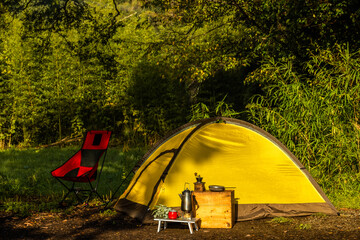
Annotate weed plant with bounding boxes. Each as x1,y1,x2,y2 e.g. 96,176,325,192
298,223,312,230
152,204,173,218
269,217,293,224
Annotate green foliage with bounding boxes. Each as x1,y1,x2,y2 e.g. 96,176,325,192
127,61,189,140
189,96,240,121
325,173,360,209
246,44,360,190
145,0,360,61
0,0,195,147
152,204,173,218
189,102,210,121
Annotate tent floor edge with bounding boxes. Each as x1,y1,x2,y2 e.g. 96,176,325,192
236,203,339,221
114,198,149,221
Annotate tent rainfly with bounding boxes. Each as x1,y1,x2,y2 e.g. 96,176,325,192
114,117,338,221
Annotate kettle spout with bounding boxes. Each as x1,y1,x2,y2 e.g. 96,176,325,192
179,194,182,199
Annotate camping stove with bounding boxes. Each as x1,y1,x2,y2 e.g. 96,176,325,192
183,212,192,220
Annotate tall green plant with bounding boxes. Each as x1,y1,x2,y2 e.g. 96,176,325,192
246,45,360,187
189,96,239,121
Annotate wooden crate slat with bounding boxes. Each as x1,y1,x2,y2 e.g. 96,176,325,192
192,190,235,228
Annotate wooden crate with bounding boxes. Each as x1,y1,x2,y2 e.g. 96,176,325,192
192,190,235,228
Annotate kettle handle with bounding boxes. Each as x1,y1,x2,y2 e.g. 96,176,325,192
193,195,199,210
184,182,191,190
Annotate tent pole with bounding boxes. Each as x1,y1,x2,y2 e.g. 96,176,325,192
104,162,138,208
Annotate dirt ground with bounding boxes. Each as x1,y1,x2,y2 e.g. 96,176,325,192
1,206,359,240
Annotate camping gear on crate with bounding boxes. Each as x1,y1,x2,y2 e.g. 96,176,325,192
114,117,338,221
179,183,193,219
193,173,205,191
51,131,111,204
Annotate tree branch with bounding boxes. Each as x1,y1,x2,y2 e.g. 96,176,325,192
113,0,121,17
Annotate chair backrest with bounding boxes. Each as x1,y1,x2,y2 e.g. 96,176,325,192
51,130,112,182
82,131,112,150
79,131,112,169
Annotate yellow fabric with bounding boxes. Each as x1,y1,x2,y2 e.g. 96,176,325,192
119,126,196,206
121,122,325,208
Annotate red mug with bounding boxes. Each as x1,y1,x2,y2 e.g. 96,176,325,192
168,210,178,219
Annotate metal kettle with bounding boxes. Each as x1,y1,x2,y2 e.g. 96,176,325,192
179,182,192,212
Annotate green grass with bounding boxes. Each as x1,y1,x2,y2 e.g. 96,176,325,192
269,217,293,224
298,223,312,230
313,172,360,210
0,147,145,216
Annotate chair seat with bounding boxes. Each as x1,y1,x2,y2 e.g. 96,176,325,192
51,165,98,182
52,173,96,183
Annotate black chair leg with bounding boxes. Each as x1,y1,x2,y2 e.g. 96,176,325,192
56,180,84,205
59,190,71,205
56,179,73,205
87,178,105,203
55,177,105,205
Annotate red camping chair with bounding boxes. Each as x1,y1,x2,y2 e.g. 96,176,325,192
51,131,111,205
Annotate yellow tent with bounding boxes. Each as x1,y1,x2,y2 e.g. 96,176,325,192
114,117,338,221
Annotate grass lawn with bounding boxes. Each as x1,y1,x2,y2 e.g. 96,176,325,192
0,147,145,216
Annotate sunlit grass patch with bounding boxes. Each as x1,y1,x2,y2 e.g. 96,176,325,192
100,209,118,217
268,217,294,224
298,223,312,230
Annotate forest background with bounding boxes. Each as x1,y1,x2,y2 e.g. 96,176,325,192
1,0,360,207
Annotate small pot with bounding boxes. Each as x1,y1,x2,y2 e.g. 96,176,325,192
209,185,225,192
168,210,178,219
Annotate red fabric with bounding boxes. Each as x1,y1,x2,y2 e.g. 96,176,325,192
51,131,111,182
83,131,111,150
51,151,82,177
